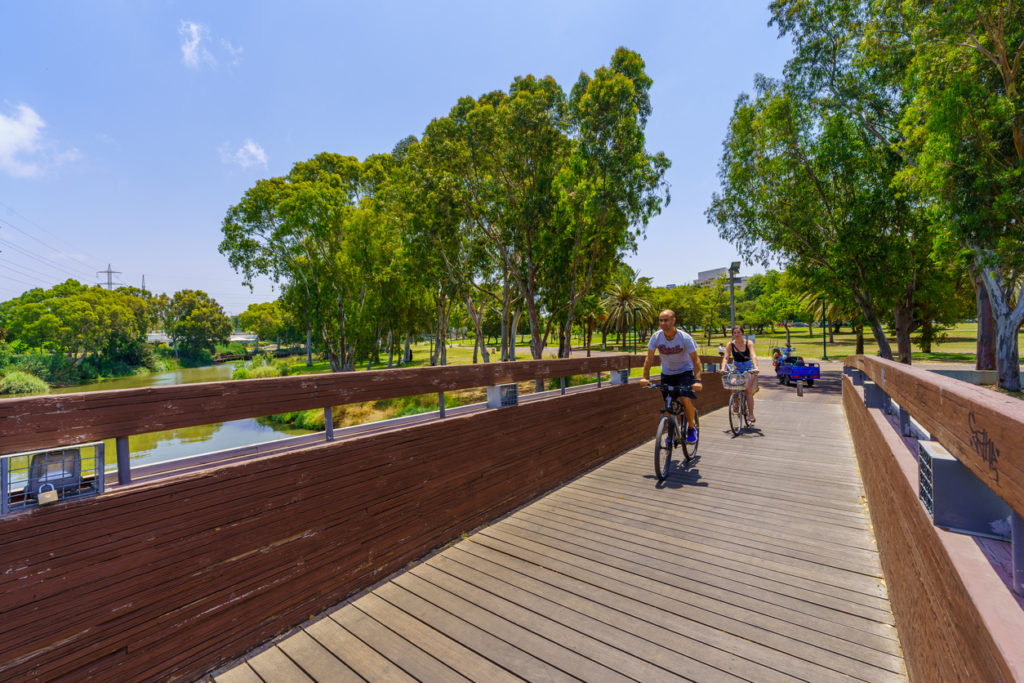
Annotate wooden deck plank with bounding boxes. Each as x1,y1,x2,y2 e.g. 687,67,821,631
488,510,901,648
373,581,565,682
392,570,631,682
426,553,737,682
354,592,520,683
275,631,361,682
304,617,416,682
409,563,641,682
246,647,312,682
464,530,904,678
331,597,469,682
219,376,907,681
213,661,264,683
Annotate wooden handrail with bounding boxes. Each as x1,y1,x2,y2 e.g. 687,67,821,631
846,354,1024,519
0,354,721,455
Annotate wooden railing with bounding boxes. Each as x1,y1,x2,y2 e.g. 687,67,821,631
846,355,1023,520
842,355,1024,682
0,355,729,681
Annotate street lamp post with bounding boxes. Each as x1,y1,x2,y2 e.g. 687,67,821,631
820,296,829,360
633,306,643,354
728,261,740,329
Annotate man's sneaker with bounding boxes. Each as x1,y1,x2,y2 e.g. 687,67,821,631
686,427,698,444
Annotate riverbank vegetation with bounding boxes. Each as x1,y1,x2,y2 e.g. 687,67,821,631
0,280,233,392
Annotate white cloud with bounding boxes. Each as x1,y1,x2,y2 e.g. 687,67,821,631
179,21,216,69
179,21,242,71
221,39,243,67
0,104,80,178
220,139,267,169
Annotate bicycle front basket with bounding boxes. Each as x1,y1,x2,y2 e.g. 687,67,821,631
722,372,747,388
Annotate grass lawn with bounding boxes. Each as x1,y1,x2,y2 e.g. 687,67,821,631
689,322,1024,364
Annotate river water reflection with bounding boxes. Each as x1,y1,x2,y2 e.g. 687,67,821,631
46,365,314,470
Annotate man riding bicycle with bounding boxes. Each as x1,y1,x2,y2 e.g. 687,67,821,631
641,309,702,443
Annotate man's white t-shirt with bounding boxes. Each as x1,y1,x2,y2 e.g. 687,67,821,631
648,328,698,375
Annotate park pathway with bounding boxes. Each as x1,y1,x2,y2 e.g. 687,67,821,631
215,372,907,682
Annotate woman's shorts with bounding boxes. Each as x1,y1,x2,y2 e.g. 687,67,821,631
734,360,754,373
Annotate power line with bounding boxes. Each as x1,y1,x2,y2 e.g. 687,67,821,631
0,272,45,289
0,236,94,281
0,257,65,285
0,200,106,269
0,216,99,276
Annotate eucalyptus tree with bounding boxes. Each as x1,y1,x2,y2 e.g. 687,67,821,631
545,48,671,356
221,153,409,371
897,0,1024,388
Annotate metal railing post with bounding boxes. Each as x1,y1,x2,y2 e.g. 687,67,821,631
439,392,446,418
560,377,566,395
1013,511,1024,596
324,407,334,441
863,381,887,410
1,458,8,515
95,442,106,494
116,437,131,485
597,372,602,388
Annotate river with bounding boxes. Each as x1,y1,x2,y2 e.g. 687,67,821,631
45,365,314,472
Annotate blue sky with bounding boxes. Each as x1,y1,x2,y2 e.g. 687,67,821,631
0,1,793,315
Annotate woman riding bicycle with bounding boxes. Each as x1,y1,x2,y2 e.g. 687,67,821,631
721,325,759,423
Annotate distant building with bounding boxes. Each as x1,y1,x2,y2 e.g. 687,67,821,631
664,283,677,289
694,267,749,290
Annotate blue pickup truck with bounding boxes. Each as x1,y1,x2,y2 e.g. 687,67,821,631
771,346,820,387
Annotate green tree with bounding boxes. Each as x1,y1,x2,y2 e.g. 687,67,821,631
165,290,232,360
899,0,1024,388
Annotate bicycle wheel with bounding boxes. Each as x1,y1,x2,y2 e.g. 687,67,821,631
728,392,743,435
682,409,700,461
654,416,675,481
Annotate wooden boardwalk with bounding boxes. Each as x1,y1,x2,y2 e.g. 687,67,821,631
215,373,906,682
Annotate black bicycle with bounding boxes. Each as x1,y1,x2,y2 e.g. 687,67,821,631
647,382,700,482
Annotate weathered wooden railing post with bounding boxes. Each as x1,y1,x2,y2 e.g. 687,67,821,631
116,437,131,485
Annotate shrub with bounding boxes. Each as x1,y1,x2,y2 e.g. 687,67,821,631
0,370,49,395
232,364,283,380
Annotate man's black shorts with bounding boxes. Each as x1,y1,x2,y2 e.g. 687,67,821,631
661,370,696,388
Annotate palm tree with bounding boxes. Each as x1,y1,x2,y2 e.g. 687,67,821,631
601,265,656,351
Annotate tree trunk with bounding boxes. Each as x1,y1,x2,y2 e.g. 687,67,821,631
855,326,865,355
918,320,933,354
892,303,914,365
404,332,412,364
784,323,791,348
994,316,1022,391
587,318,593,358
977,257,1023,390
976,275,996,371
386,328,394,368
511,309,522,361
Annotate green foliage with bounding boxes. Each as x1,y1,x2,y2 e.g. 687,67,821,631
165,289,232,360
231,363,284,380
0,370,49,395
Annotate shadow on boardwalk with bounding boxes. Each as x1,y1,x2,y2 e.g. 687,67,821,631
216,370,907,682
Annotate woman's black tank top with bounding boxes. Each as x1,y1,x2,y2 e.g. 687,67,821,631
730,341,751,363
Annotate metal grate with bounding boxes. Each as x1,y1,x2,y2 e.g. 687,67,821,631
1,443,105,515
918,441,934,516
500,383,518,407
